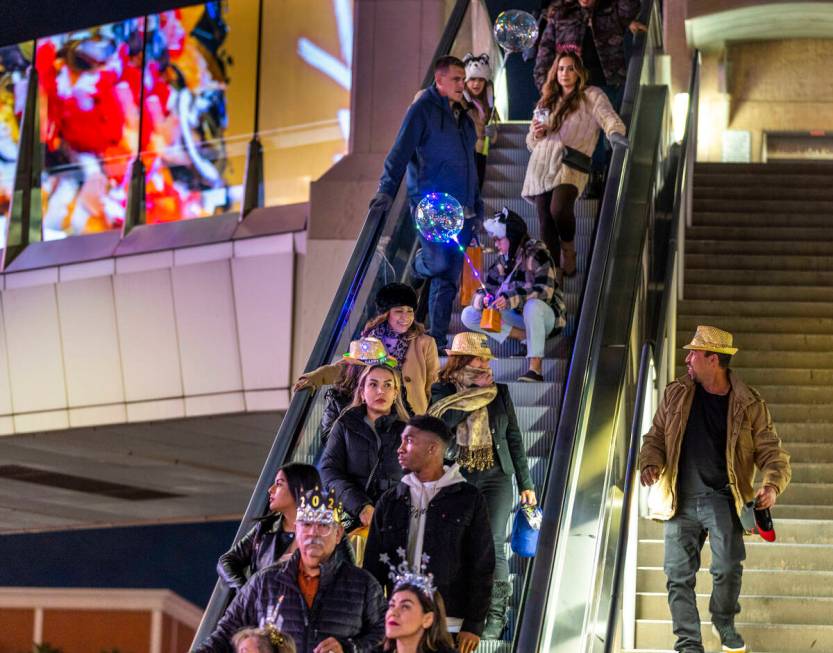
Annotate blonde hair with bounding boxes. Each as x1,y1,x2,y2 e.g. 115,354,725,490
350,364,410,421
231,628,296,653
538,52,588,132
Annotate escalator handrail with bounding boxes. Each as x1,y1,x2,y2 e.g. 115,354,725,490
513,5,661,650
654,50,701,377
602,50,700,653
191,0,471,646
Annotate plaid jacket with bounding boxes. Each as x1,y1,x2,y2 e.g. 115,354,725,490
534,0,641,90
473,239,565,314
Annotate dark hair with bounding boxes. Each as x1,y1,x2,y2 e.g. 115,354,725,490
333,363,365,395
279,463,321,505
383,583,455,652
434,55,465,74
706,351,732,369
438,354,476,383
407,414,453,444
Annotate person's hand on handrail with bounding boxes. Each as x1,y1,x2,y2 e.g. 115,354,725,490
369,192,394,214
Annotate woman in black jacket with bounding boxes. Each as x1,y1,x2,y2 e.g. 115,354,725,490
429,332,537,639
217,463,320,589
320,363,409,530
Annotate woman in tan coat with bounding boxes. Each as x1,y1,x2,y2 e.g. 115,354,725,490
522,51,627,276
295,283,439,416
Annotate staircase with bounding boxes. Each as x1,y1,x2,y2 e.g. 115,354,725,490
632,162,833,652
446,122,598,649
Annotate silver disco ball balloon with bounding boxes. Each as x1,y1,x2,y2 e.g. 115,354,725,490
493,10,539,54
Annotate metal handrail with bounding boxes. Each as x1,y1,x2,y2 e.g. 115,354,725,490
513,5,658,647
190,0,472,647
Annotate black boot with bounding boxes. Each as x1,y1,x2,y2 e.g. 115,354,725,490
482,580,512,639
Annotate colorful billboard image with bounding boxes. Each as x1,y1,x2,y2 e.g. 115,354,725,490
0,44,32,249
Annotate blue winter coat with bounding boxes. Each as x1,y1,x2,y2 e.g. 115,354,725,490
378,84,482,217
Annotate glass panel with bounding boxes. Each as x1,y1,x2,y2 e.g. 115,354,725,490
140,1,257,223
0,43,33,249
36,19,144,239
260,0,353,206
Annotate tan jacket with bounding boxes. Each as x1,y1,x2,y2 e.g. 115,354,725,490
300,334,439,415
638,372,791,521
522,86,625,199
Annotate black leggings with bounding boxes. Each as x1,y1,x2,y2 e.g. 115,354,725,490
534,184,578,257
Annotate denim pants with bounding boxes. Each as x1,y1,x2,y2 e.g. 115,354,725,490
590,83,625,172
663,489,746,652
413,216,476,349
460,298,555,358
462,464,514,582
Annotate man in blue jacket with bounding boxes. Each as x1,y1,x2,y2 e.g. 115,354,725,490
372,55,483,350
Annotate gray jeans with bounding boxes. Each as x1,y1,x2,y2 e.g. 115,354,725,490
663,489,746,652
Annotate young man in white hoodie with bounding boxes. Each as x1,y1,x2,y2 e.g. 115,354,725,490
364,415,495,653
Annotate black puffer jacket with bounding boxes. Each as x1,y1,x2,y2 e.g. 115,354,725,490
195,548,386,653
320,387,351,447
363,478,495,636
431,382,534,492
216,514,356,589
319,405,407,518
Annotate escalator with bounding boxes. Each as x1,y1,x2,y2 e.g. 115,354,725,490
191,0,686,650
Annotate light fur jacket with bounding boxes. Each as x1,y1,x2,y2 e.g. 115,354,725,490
522,86,625,200
638,372,791,522
300,333,439,416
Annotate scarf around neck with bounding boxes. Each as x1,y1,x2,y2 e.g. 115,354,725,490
428,366,498,471
369,321,411,368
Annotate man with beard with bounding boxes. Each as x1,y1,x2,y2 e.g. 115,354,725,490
639,326,791,653
363,415,494,653
195,488,386,653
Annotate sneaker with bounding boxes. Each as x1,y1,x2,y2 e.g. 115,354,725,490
711,623,746,652
518,370,544,383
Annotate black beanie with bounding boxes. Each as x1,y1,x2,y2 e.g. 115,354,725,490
375,283,418,314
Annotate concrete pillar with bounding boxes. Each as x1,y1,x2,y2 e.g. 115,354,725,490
292,0,447,379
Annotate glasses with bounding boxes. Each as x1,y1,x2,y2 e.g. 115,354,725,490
299,521,335,536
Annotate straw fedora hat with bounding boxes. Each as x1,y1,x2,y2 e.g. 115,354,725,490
445,332,493,358
682,325,738,355
342,337,398,367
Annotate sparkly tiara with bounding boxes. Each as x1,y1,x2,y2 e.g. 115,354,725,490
380,548,437,599
296,486,343,525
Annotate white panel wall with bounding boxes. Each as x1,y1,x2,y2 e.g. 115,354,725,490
56,276,125,407
0,232,297,434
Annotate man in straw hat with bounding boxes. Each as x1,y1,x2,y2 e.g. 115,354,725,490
196,487,386,653
639,326,791,653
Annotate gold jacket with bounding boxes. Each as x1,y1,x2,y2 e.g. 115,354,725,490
638,372,791,521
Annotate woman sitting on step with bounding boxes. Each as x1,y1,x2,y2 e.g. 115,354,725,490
461,208,566,383
429,331,537,639
523,50,626,276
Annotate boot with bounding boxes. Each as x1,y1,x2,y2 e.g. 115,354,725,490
560,241,577,278
481,580,512,640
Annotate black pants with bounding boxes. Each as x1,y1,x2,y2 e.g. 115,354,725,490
533,184,578,259
462,464,514,582
664,490,746,652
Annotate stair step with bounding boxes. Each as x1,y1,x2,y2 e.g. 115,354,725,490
683,283,833,302
679,299,833,319
670,366,833,387
773,504,833,519
637,539,833,570
694,198,833,213
685,268,833,286
778,442,833,463
686,252,833,271
640,518,833,545
447,332,571,359
693,211,833,228
780,423,833,441
686,225,833,242
695,161,833,175
635,619,833,652
437,357,568,382
637,591,833,625
694,171,833,188
637,566,833,597
694,186,833,201
773,482,833,505
678,314,833,335
686,238,833,256
674,331,833,352
675,349,833,369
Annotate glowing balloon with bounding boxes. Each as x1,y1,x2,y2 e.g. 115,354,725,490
414,192,464,243
493,10,539,54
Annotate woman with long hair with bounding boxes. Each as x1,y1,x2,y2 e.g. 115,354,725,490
320,363,409,530
522,50,626,276
217,463,321,589
382,582,457,653
429,332,536,639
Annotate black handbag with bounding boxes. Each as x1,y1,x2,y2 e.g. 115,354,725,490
561,146,592,174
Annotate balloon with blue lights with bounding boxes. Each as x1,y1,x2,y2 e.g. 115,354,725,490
493,10,539,54
414,192,464,243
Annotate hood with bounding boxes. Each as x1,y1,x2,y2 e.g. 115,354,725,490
402,463,466,490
